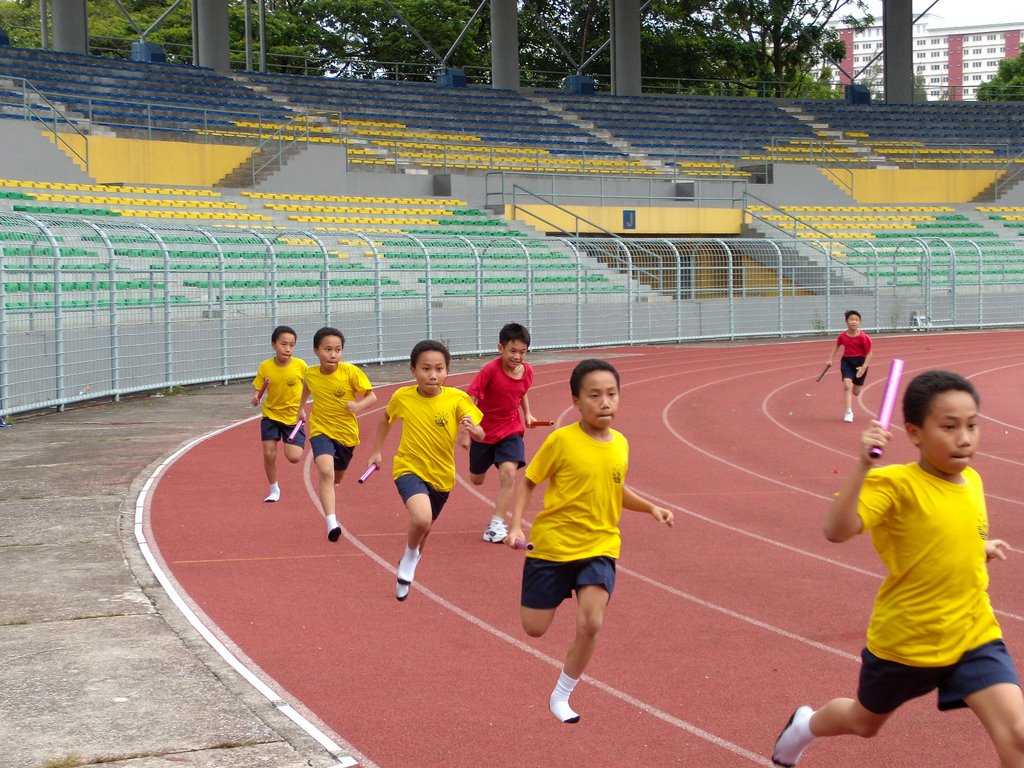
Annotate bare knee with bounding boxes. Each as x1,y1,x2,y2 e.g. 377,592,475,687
849,717,884,739
577,610,604,640
996,719,1024,760
524,624,546,639
469,473,486,486
497,466,517,489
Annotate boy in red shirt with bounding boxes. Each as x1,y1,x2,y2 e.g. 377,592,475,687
826,310,873,423
463,323,537,543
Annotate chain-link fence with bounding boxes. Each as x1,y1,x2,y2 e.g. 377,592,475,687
2,213,1022,417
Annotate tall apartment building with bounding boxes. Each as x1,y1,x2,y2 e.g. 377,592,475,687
832,15,1023,101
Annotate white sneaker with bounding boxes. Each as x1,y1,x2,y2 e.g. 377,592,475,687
264,486,281,503
772,706,815,767
483,518,508,543
843,410,854,423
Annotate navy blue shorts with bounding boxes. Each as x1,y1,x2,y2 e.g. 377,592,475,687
840,356,868,386
260,416,306,447
395,473,450,521
521,556,616,610
309,435,354,470
858,639,1021,714
469,434,526,475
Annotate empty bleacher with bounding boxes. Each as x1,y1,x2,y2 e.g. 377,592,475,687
747,202,1024,286
0,45,290,134
790,101,1024,167
541,92,823,172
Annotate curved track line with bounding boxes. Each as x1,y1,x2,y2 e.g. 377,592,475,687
303,438,774,764
135,421,368,768
760,358,1024,473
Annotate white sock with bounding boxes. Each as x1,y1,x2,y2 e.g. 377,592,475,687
264,483,280,502
397,545,421,584
772,706,816,767
491,514,505,525
326,514,338,531
549,670,580,723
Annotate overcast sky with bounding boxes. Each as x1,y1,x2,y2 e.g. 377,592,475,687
862,0,1021,28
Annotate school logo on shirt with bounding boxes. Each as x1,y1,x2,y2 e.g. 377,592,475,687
434,411,449,428
334,388,347,400
286,377,300,387
612,465,624,484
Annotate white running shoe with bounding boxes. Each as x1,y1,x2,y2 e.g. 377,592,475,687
483,518,508,543
843,410,854,423
772,706,815,767
264,486,281,503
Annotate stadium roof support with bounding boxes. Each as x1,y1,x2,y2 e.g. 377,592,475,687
610,0,642,96
194,0,230,74
52,0,87,55
883,0,914,103
491,0,521,90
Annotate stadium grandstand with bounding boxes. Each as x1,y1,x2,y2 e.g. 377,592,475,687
2,13,1024,421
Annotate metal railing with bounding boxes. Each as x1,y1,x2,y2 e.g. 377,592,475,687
2,213,1023,419
3,77,90,172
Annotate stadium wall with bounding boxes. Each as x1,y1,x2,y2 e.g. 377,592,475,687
52,135,253,187
837,169,1002,204
0,123,92,183
507,204,743,235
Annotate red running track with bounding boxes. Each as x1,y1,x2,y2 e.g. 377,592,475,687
143,331,1024,768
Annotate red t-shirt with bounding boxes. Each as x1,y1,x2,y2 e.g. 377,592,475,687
466,357,533,443
836,330,872,358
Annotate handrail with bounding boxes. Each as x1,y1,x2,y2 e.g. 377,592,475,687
742,189,871,277
508,185,665,284
248,109,342,184
484,170,747,210
6,77,89,172
994,148,1024,199
767,135,855,197
510,184,617,238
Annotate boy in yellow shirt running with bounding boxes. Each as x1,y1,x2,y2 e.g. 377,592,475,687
297,327,376,542
506,359,674,723
368,340,484,601
251,325,307,502
772,370,1024,767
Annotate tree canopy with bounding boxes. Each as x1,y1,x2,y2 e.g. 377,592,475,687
977,55,1024,102
0,0,872,95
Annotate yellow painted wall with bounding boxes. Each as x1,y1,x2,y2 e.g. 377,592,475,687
507,204,743,235
827,168,1002,204
49,133,253,187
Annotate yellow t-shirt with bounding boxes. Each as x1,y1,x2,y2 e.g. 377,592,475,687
304,363,373,446
524,423,628,562
385,385,482,492
253,357,307,425
859,463,1001,667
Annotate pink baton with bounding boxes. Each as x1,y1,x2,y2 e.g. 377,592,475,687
513,539,535,551
256,379,269,401
288,418,304,441
869,359,904,459
358,462,379,484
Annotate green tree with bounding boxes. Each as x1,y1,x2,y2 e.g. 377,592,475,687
0,0,42,48
699,0,872,97
1,0,875,92
977,56,1024,102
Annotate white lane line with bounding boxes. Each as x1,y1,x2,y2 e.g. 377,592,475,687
304,459,774,766
135,417,368,768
